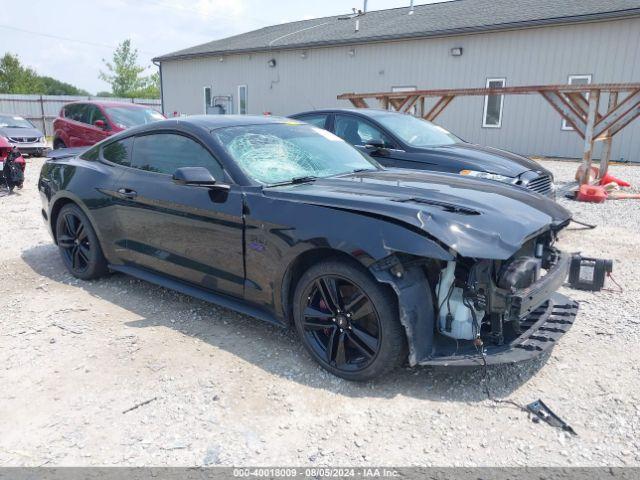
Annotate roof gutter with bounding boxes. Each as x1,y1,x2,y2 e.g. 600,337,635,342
152,8,640,62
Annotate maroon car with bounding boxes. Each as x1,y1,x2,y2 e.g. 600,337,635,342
52,101,164,149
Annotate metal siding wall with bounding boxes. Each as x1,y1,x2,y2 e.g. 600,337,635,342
161,17,640,162
0,95,161,136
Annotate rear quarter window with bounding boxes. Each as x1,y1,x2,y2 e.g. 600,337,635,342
101,137,133,167
80,145,100,161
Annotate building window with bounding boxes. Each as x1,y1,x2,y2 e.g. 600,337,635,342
391,86,418,114
238,85,248,115
562,74,592,130
203,86,212,114
482,78,505,128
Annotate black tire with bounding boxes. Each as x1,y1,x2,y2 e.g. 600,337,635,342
293,259,407,381
55,203,108,280
53,138,66,150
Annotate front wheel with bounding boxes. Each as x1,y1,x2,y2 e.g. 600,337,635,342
55,204,108,280
293,260,406,381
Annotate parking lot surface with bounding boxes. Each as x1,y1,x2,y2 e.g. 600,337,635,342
1,157,639,466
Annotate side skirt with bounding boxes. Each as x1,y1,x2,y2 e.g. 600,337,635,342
109,264,285,328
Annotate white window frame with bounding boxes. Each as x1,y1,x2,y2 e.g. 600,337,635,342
237,85,248,115
391,86,418,114
203,86,212,114
562,74,592,130
482,77,506,128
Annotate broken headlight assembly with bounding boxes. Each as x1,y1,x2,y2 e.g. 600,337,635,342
435,236,568,347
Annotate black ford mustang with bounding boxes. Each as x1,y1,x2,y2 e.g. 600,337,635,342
291,109,555,197
39,115,578,380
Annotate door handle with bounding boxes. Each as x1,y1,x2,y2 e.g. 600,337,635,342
117,188,138,199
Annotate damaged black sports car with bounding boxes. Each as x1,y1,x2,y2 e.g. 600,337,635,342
39,115,579,380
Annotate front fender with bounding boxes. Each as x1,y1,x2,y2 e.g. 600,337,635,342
243,192,453,319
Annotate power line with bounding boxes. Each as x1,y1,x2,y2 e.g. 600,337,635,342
0,24,156,56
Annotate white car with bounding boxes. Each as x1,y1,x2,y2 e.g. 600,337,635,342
0,113,47,156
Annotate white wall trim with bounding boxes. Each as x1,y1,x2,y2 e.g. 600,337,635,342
562,74,593,130
482,77,506,128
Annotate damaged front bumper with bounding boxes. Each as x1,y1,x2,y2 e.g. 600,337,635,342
419,293,578,367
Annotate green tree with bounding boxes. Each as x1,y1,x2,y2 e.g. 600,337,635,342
0,52,89,95
39,76,90,96
0,53,43,93
99,39,158,98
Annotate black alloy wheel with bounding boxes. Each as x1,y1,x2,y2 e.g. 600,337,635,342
303,275,381,371
294,260,406,381
55,204,108,280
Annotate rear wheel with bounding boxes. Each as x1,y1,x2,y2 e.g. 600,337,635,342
55,204,108,280
293,260,406,381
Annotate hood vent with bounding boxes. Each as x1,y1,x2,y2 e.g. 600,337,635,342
392,197,480,215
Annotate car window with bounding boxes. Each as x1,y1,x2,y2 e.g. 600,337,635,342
87,105,108,127
102,137,133,166
64,104,85,123
369,112,460,147
0,114,34,128
296,114,329,129
80,144,100,161
334,115,395,148
104,107,164,129
131,133,224,179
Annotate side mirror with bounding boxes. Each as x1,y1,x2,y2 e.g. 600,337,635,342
94,120,107,130
365,138,385,150
172,167,229,189
364,138,389,155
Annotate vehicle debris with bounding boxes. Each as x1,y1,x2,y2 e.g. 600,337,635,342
527,399,577,436
122,396,158,414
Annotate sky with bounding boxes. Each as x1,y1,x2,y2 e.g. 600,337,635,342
1,0,442,94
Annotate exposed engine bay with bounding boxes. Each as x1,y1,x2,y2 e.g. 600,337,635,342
435,231,563,347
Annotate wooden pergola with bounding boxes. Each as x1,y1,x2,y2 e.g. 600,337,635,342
338,83,640,184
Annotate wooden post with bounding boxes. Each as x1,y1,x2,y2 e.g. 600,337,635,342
599,92,618,179
580,89,600,185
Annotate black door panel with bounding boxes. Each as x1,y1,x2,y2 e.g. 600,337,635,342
113,169,245,297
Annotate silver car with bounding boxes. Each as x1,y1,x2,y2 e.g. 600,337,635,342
0,113,47,156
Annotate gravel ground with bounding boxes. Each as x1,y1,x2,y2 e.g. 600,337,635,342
0,157,639,467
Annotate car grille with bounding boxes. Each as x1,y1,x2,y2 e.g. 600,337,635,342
9,136,38,143
527,173,553,196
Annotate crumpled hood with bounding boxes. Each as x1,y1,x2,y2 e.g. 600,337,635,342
265,169,571,260
424,143,549,177
0,127,43,140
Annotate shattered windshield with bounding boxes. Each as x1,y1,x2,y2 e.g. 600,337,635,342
212,123,379,185
371,112,460,147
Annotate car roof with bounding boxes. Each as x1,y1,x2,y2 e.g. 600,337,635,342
291,108,398,118
64,100,152,108
162,114,295,129
113,114,300,136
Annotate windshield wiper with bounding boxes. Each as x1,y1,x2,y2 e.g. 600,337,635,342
265,175,318,187
352,168,376,173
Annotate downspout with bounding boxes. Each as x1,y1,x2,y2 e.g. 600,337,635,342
152,59,164,115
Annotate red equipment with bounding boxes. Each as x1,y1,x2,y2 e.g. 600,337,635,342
576,184,608,203
0,136,25,171
599,172,631,187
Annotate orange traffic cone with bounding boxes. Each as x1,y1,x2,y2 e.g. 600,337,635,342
599,173,631,187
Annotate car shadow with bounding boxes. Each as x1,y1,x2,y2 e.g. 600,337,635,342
21,243,549,403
